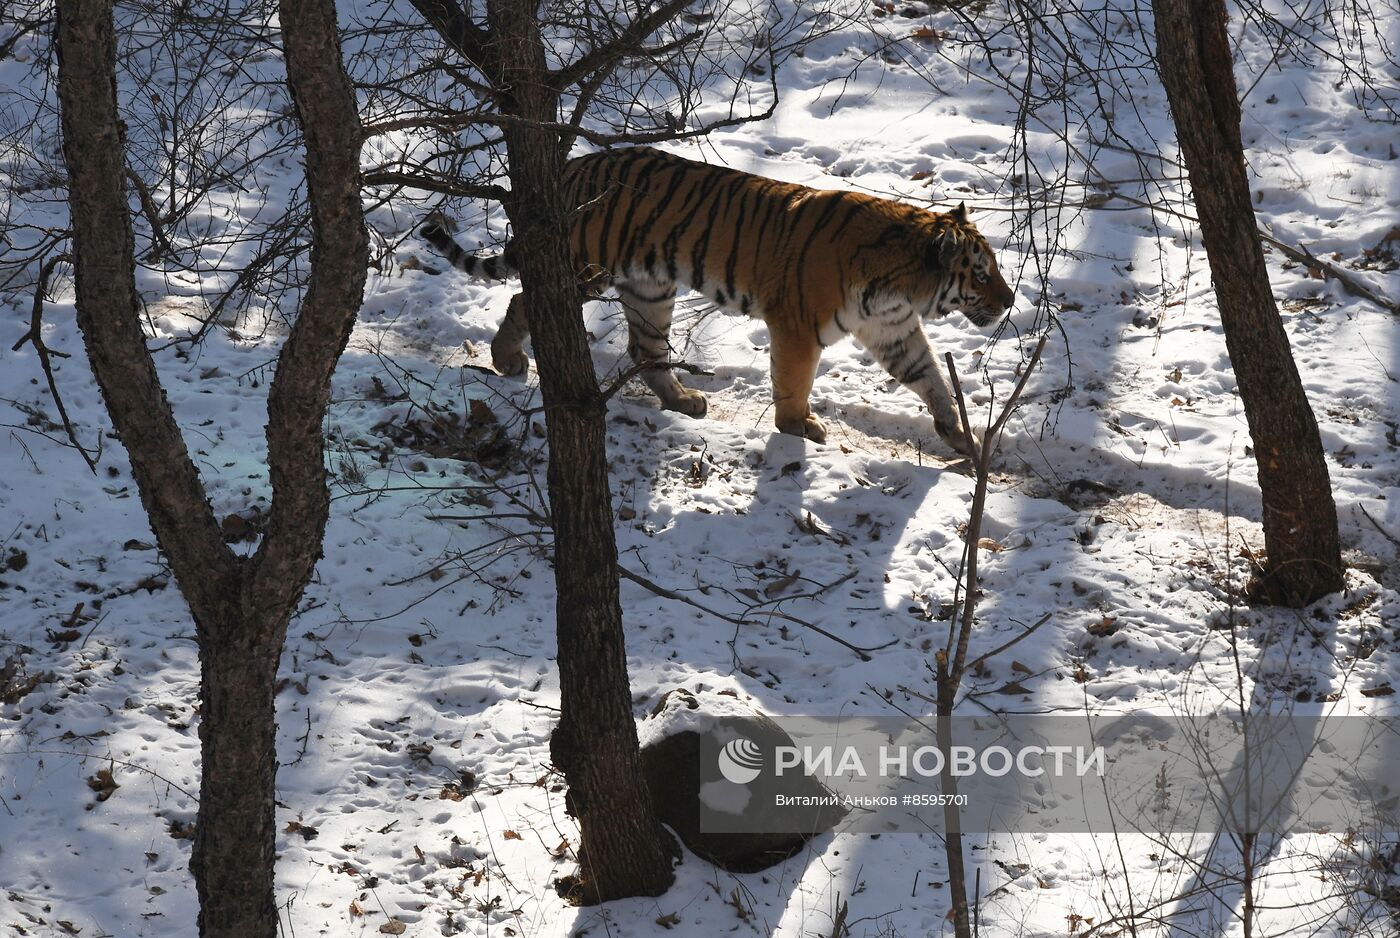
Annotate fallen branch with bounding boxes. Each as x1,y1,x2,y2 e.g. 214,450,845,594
1094,186,1400,316
618,565,893,661
1255,229,1400,316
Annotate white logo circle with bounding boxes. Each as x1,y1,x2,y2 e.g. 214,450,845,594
717,737,763,784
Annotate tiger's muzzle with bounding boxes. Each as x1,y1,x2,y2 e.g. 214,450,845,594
967,284,1015,326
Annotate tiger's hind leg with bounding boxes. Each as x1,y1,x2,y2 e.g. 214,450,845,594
769,325,827,443
616,279,707,418
491,293,530,377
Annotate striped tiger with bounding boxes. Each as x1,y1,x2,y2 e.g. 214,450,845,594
419,147,1015,456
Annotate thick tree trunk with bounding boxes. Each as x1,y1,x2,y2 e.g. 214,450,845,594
190,623,285,933
56,1,365,934
486,0,676,904
1152,0,1344,605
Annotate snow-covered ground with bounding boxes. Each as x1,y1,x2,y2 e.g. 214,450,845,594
3,1,1400,935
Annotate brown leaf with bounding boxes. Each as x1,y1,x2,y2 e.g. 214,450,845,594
910,169,933,181
1010,660,1032,675
502,829,523,841
379,920,407,935
349,900,364,917
976,537,1003,552
284,820,319,841
469,399,497,424
87,767,119,802
1360,683,1394,698
995,681,1032,695
656,912,681,928
220,513,252,541
1087,615,1119,637
763,571,800,598
618,505,637,521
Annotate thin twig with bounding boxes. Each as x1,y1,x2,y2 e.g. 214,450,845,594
597,359,714,403
10,253,100,473
827,897,849,938
617,565,891,661
1358,503,1400,549
962,612,1054,675
124,168,176,261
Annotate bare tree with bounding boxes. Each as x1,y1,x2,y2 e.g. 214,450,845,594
388,0,844,903
1151,0,1343,606
401,0,698,903
54,1,366,936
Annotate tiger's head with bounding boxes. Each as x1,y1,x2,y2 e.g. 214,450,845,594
924,203,1015,326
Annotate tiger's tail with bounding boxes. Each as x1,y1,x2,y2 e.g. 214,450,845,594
418,215,519,281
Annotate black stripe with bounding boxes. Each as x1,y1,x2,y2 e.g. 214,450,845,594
690,176,738,286
659,168,730,282
620,161,691,273
723,183,754,298
793,192,851,314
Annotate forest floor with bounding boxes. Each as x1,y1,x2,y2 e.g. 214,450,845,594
3,1,1400,936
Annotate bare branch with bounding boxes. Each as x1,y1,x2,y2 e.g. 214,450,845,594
617,565,891,662
123,167,175,261
405,0,496,85
10,252,100,473
362,170,508,201
364,100,780,148
551,0,694,89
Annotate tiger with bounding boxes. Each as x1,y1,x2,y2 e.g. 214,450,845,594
419,146,1016,457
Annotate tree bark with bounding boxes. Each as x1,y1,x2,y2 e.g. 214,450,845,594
1152,0,1344,605
55,1,366,934
484,0,677,904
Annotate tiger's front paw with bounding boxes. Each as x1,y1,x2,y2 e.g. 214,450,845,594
936,418,980,459
777,414,827,444
666,389,708,418
491,344,529,378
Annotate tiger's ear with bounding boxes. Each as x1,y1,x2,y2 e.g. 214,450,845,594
949,201,969,223
925,229,961,270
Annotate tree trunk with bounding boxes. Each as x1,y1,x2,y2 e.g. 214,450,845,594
486,0,677,904
56,1,366,934
1152,0,1344,606
190,621,284,933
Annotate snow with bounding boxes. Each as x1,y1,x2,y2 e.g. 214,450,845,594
3,0,1400,935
